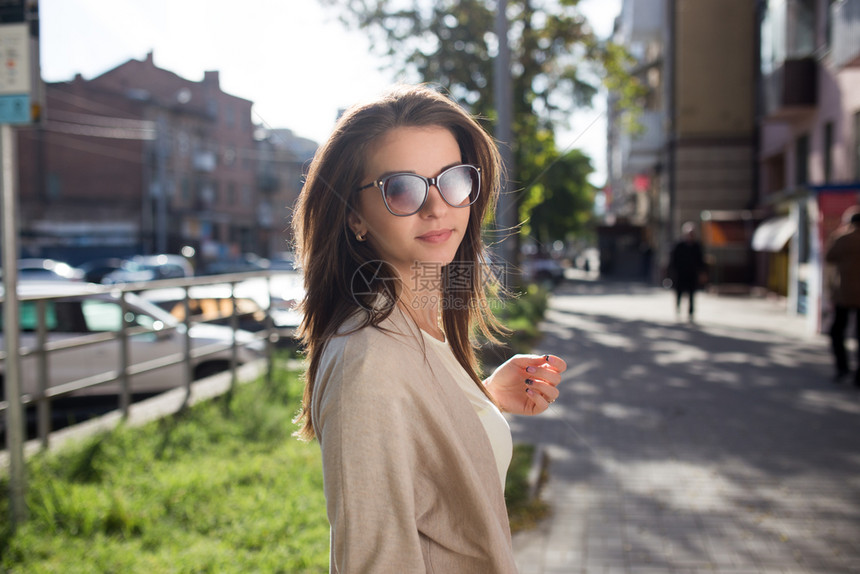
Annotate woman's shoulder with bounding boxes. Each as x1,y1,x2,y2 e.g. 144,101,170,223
314,309,431,419
320,309,427,379
330,308,422,351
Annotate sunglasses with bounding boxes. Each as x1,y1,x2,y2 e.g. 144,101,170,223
357,164,481,216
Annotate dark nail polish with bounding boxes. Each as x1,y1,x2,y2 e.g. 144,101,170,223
525,378,533,385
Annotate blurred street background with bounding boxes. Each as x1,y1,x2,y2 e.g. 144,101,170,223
512,277,859,573
3,0,860,569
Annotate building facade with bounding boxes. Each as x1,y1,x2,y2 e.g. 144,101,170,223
757,0,860,332
16,52,312,269
606,0,860,333
605,0,759,285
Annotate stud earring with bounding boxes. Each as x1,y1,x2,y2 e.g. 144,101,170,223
355,231,366,242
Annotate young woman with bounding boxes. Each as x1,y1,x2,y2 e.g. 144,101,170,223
293,84,565,573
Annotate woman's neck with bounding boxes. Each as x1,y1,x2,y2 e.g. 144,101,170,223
396,275,444,341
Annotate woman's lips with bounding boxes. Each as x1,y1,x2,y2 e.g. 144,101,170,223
417,229,454,243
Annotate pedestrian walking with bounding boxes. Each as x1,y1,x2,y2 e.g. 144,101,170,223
291,84,566,572
825,205,860,385
668,221,707,321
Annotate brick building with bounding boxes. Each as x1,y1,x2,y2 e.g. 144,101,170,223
17,52,310,268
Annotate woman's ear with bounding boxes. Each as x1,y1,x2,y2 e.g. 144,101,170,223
347,211,367,239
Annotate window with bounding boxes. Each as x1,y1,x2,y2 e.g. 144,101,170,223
824,121,834,183
81,300,123,332
80,299,163,335
789,0,816,58
5,301,86,333
795,133,809,186
825,0,837,51
855,111,860,181
222,147,236,167
46,173,61,200
765,153,786,194
13,301,58,332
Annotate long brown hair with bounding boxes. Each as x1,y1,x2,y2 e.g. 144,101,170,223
292,84,503,441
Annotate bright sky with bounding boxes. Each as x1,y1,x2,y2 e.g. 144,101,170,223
38,0,620,185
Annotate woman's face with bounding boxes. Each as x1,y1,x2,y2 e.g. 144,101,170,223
350,125,471,285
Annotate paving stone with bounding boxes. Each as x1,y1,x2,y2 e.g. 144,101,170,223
513,281,859,574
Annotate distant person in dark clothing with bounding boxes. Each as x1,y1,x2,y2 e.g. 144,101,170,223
825,206,860,385
669,222,706,322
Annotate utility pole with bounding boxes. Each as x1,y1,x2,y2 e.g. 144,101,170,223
494,0,517,287
0,0,41,531
2,122,26,528
155,114,168,254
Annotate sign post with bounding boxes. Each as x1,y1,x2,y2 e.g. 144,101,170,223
1,0,39,531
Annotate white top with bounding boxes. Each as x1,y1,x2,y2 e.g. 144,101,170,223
421,330,512,488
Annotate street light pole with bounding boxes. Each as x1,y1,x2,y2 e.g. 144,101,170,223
494,0,517,286
0,0,39,530
1,122,27,529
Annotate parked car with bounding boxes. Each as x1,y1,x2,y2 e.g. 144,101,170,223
267,252,297,271
78,258,155,284
141,286,270,333
200,253,270,276
521,255,566,285
233,275,304,336
5,258,85,282
132,254,194,280
0,282,264,407
140,274,304,338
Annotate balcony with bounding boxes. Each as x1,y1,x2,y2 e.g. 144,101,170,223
833,0,860,68
762,58,817,120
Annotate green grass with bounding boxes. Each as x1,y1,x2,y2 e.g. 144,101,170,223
505,444,550,533
1,358,544,573
479,283,550,361
0,363,329,573
496,283,550,353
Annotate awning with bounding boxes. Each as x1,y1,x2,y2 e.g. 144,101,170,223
751,216,796,252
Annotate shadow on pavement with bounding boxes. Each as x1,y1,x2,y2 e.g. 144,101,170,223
511,279,859,572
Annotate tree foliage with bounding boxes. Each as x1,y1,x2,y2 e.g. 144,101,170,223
321,0,643,246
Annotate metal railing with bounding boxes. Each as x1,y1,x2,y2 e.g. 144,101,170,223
0,270,301,450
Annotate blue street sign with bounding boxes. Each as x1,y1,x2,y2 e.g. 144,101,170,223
0,93,30,124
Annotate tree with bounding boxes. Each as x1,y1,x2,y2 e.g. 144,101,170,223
519,140,595,247
321,0,642,248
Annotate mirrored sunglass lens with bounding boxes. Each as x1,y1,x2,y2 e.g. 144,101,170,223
383,175,426,214
439,166,478,206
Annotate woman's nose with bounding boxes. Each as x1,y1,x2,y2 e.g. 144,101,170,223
420,184,449,217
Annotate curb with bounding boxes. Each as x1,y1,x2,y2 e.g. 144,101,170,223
527,444,548,501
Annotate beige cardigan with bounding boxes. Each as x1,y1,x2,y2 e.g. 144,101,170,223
312,308,518,573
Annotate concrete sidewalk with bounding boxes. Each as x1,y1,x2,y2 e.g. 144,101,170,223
511,280,860,573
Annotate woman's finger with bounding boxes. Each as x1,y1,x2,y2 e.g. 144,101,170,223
511,353,566,373
525,387,556,410
527,379,560,401
524,365,562,386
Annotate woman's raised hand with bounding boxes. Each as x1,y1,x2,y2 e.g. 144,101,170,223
484,354,566,416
